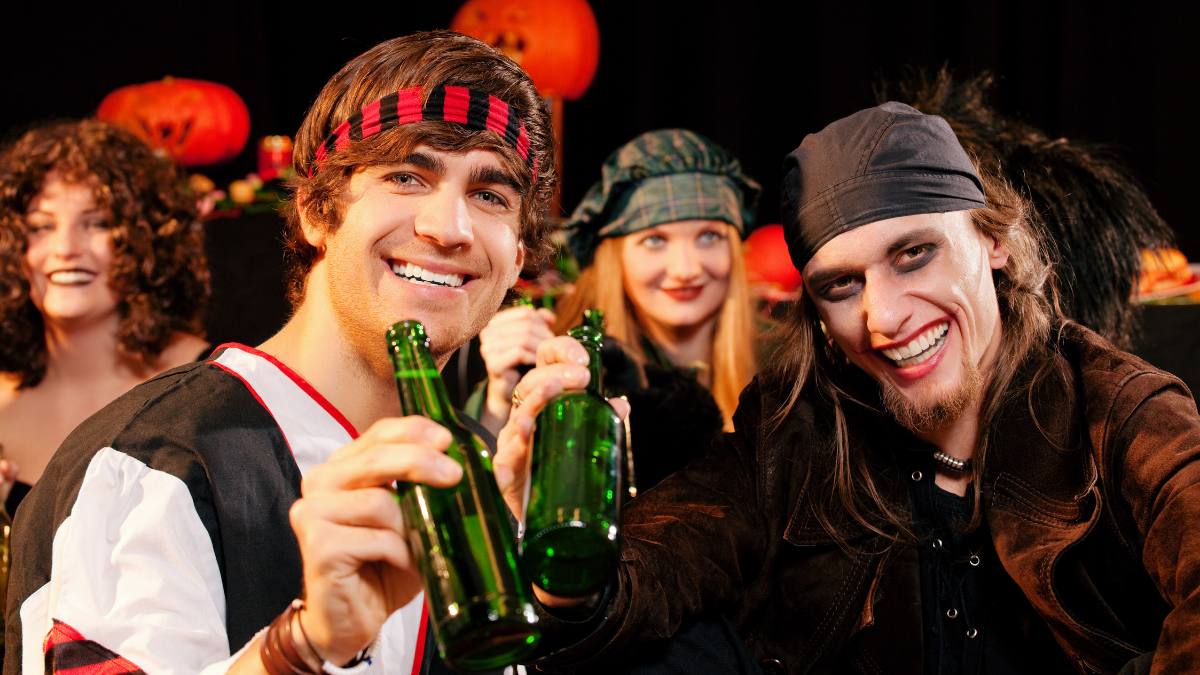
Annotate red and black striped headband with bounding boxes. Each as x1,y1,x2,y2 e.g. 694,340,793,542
309,85,537,180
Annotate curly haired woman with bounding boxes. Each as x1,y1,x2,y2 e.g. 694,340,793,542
0,119,210,513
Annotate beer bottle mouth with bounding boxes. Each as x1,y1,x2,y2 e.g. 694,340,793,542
388,319,427,342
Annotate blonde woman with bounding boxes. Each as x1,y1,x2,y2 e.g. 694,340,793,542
472,129,761,490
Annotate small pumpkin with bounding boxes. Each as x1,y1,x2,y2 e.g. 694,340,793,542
451,0,600,100
97,76,251,166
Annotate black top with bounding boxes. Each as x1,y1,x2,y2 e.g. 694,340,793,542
602,338,724,495
909,456,1068,674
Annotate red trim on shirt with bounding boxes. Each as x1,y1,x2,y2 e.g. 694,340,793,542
209,345,427,673
44,620,147,675
210,362,297,457
410,602,429,675
211,343,359,439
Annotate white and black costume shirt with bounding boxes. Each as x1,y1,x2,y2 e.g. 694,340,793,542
5,345,460,675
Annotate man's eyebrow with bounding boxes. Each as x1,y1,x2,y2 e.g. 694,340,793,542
469,165,524,196
398,152,445,176
886,227,941,255
806,266,859,291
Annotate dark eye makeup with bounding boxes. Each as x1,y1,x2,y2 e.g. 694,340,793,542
896,243,936,271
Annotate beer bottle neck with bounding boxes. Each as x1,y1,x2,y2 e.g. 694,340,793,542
568,310,607,399
584,342,604,398
389,329,457,425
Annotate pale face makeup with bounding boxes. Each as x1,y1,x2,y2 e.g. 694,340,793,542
620,219,733,337
308,145,525,363
803,211,1009,426
23,175,119,329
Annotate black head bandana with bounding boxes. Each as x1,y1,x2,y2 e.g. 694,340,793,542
781,102,987,273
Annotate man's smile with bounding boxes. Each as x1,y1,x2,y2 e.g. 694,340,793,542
877,320,949,367
389,259,470,288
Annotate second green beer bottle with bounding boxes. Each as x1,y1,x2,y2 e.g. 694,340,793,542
387,320,538,671
521,309,624,596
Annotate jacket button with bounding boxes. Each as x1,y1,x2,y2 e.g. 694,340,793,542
759,658,785,675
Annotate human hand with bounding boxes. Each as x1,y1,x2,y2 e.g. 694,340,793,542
287,416,462,665
477,306,557,434
490,336,630,526
490,337,629,610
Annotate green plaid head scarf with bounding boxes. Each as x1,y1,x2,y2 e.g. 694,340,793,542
566,129,761,266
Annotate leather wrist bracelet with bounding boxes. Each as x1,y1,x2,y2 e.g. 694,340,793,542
260,600,324,675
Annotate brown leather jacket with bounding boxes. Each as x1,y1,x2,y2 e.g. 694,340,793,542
537,324,1200,675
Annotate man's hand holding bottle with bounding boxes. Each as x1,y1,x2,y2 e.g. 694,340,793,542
492,336,631,609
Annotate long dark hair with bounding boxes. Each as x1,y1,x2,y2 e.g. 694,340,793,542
878,68,1174,350
763,162,1058,547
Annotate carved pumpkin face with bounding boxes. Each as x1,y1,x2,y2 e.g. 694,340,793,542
97,76,251,166
452,0,600,100
744,224,802,292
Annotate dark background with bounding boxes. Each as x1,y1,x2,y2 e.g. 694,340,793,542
3,0,1198,348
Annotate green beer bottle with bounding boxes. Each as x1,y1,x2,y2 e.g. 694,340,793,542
521,309,624,596
387,321,539,671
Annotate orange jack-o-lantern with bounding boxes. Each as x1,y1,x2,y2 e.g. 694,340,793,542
97,76,251,166
452,0,600,100
744,224,802,293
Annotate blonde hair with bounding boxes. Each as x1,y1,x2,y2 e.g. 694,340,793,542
554,225,758,431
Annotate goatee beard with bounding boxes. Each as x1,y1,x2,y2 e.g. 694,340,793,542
880,352,984,433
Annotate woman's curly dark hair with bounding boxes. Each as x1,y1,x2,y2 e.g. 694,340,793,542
0,119,209,388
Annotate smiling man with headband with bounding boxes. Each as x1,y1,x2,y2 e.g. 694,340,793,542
7,31,564,675
502,102,1200,674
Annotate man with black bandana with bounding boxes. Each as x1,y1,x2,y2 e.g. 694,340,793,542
495,103,1200,674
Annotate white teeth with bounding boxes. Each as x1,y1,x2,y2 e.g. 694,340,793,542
49,270,96,284
879,322,950,367
390,261,465,288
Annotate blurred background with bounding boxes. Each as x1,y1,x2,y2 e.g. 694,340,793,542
5,0,1196,361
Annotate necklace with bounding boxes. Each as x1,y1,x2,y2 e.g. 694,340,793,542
932,451,972,473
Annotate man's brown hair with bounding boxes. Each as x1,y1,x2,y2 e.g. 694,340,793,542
0,119,210,388
282,31,557,309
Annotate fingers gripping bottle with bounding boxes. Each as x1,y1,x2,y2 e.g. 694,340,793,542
521,309,624,596
387,321,539,671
